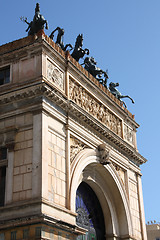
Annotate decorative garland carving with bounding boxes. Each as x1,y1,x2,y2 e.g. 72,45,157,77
69,79,122,137
47,61,64,90
124,124,133,145
70,136,88,163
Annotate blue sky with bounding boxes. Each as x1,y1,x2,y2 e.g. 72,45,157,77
1,0,160,223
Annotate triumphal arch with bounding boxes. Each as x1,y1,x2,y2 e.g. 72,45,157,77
0,17,147,240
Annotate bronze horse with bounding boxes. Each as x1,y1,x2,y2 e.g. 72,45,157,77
49,27,73,51
71,34,89,62
109,82,134,108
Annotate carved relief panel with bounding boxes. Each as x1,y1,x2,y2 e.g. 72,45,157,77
124,124,133,145
69,78,122,137
47,60,64,90
70,136,88,163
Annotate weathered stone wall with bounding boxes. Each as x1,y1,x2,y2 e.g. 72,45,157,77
13,127,33,201
0,113,33,204
128,171,142,239
48,120,66,207
12,55,42,83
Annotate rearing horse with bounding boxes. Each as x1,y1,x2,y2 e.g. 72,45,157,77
49,27,73,51
109,82,134,108
71,34,89,62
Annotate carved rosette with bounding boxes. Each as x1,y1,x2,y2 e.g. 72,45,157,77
47,61,64,90
69,79,122,137
124,124,133,145
70,136,88,163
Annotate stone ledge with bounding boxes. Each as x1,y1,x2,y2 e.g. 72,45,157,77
0,35,36,55
0,212,86,236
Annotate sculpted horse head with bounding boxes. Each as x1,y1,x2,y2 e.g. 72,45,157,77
75,34,83,48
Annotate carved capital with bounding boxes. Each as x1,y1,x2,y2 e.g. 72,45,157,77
6,142,15,152
0,127,18,151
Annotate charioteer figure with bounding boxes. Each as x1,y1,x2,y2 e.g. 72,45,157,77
82,57,108,88
21,3,48,36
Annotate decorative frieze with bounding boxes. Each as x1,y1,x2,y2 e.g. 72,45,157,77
70,136,88,163
124,124,133,145
47,60,64,90
69,79,122,137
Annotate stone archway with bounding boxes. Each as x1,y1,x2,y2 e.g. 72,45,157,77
70,149,133,239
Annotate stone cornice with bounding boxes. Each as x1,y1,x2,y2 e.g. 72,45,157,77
0,82,46,105
0,213,86,235
0,197,85,235
0,35,39,56
0,82,146,166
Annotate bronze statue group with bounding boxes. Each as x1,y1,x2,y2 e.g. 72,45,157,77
21,3,134,108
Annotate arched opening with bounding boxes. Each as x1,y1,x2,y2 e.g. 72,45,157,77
76,182,105,240
70,149,133,239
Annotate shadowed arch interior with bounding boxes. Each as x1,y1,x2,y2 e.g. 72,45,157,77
76,182,105,240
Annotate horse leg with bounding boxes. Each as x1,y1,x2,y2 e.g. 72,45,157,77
45,20,48,29
98,78,104,84
127,96,135,103
122,101,127,108
103,76,108,89
119,99,127,108
64,44,73,51
119,95,134,104
84,48,90,55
